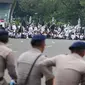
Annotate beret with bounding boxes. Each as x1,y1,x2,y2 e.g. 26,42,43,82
69,41,85,50
0,29,8,36
32,34,46,41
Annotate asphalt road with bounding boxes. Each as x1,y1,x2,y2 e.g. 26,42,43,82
4,38,84,84
8,38,76,58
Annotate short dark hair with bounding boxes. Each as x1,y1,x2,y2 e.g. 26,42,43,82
69,47,85,51
31,40,43,47
0,35,9,44
70,48,84,53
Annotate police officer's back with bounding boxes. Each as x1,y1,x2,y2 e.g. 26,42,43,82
0,29,17,85
17,34,54,85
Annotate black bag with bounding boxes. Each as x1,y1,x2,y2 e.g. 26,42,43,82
24,54,42,85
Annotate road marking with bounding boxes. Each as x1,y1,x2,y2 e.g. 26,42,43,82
21,40,24,43
52,41,55,44
46,45,52,48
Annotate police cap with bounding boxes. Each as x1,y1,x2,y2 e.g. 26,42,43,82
32,34,46,41
69,41,85,50
0,29,8,36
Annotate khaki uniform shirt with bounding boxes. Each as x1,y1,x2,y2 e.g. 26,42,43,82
0,42,17,80
17,48,54,85
39,53,85,85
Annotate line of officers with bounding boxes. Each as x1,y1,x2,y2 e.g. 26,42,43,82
1,28,85,85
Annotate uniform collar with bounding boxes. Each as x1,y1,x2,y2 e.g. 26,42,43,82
0,42,5,45
31,47,42,53
71,53,83,59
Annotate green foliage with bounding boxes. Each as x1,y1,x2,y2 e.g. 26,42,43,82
80,0,85,6
13,0,85,26
14,20,20,26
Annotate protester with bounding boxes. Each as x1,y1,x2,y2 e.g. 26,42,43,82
5,23,85,40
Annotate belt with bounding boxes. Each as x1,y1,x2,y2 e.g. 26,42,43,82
0,77,3,81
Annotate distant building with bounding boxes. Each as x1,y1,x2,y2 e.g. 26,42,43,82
0,0,16,27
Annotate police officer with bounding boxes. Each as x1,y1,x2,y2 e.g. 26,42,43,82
39,41,85,85
0,29,17,85
17,34,54,85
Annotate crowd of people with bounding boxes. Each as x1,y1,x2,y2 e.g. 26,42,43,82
5,23,85,40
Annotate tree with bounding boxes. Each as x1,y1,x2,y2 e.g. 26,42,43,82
13,0,85,26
